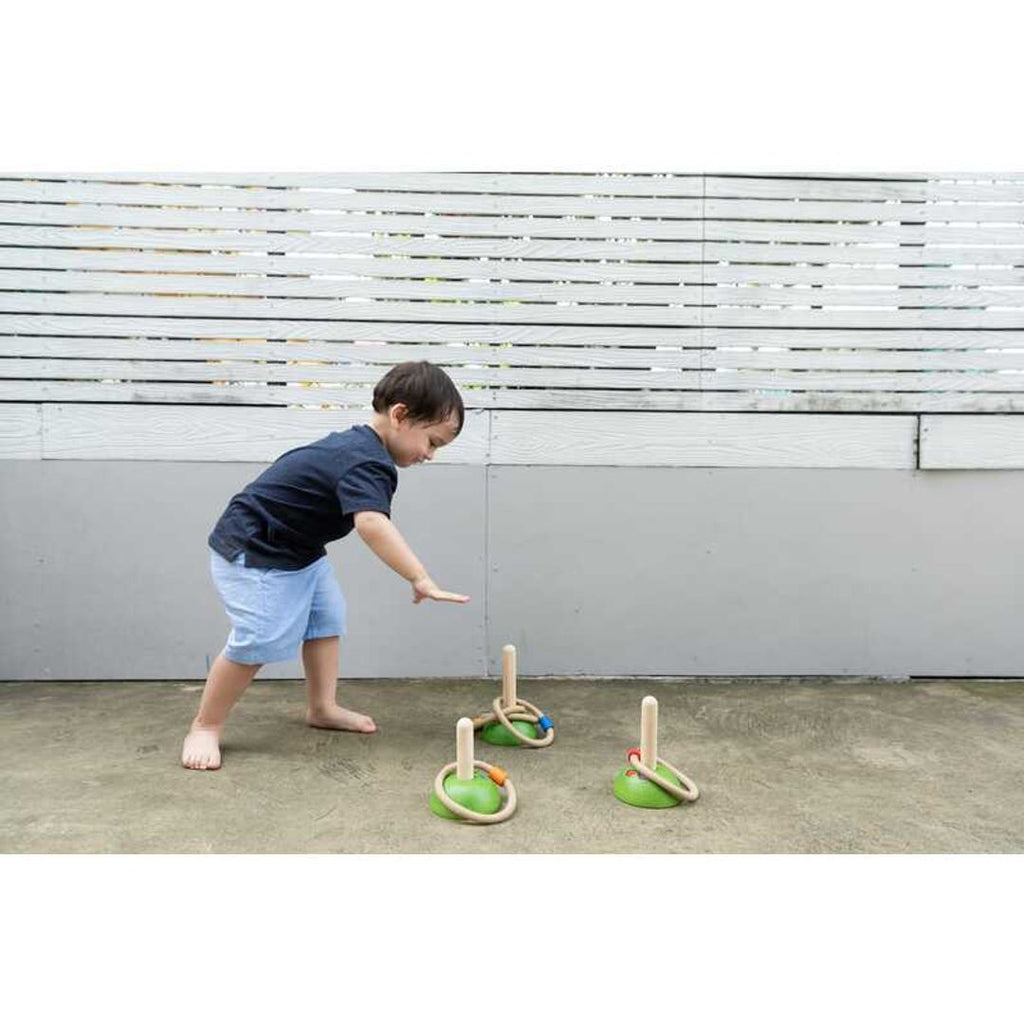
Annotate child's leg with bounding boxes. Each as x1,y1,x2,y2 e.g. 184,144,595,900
302,636,376,733
181,653,263,769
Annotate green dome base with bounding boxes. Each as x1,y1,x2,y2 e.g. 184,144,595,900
480,719,539,746
430,771,503,819
613,763,683,808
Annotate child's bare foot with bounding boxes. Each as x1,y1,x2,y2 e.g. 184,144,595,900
181,722,222,770
306,705,377,733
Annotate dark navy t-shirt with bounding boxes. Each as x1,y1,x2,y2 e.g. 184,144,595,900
208,424,398,569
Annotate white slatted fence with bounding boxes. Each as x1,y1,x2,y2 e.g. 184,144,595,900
3,172,1024,466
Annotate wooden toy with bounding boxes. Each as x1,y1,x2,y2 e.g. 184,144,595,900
473,644,554,748
430,716,517,824
613,696,699,808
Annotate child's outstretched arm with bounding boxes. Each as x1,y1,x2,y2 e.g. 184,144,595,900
354,511,470,604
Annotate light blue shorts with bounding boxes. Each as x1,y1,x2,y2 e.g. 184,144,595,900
210,550,347,665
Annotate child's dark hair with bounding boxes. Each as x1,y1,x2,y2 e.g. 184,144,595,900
372,361,464,434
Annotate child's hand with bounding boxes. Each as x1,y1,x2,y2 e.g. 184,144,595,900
411,575,470,604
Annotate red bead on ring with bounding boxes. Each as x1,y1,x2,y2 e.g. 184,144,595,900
626,747,641,764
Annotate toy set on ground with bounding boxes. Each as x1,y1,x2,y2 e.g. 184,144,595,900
430,644,700,824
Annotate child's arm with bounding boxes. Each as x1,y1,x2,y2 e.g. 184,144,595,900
354,511,470,604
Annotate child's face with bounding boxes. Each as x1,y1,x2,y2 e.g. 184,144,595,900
387,406,460,467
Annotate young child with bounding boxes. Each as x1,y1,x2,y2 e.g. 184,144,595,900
182,360,469,770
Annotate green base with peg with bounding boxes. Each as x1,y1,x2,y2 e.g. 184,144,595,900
613,763,683,808
479,720,540,746
429,770,503,819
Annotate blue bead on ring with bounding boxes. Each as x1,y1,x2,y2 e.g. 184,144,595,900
538,714,553,732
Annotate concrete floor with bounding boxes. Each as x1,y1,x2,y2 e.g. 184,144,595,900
2,677,1023,853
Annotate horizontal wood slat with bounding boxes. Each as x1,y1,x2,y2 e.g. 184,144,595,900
706,200,1024,223
0,181,705,219
0,359,708,389
490,411,917,467
29,172,1018,194
703,286,1024,307
7,389,1023,413
10,403,915,466
0,247,711,284
704,177,1024,202
5,359,1020,394
5,337,1023,370
8,172,707,196
7,292,1024,327
9,181,1024,223
0,315,703,346
8,247,1024,287
0,269,707,305
0,403,41,457
633,393,1024,412
35,403,489,462
10,224,1024,267
920,415,1024,468
5,316,1022,350
0,292,706,325
0,224,709,261
0,381,380,406
698,370,1024,392
7,270,1024,308
1,202,710,240
10,201,1024,245
703,222,1024,245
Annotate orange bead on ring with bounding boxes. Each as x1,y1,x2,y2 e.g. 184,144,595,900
487,765,508,787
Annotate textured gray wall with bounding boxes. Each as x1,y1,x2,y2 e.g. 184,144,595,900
0,462,486,680
2,461,1023,679
487,467,1024,677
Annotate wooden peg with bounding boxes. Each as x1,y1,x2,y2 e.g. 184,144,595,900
456,717,474,781
502,644,517,709
640,695,658,770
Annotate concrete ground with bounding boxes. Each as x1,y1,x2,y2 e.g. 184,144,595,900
2,677,1023,853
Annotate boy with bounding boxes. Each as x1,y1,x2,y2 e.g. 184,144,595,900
182,360,469,770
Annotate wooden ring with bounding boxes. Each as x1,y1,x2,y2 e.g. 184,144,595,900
433,760,518,824
490,697,555,748
626,752,700,803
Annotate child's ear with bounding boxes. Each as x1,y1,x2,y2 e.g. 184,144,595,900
390,402,409,426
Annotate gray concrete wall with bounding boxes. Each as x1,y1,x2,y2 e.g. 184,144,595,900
487,466,1024,677
2,461,1022,679
0,462,486,680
